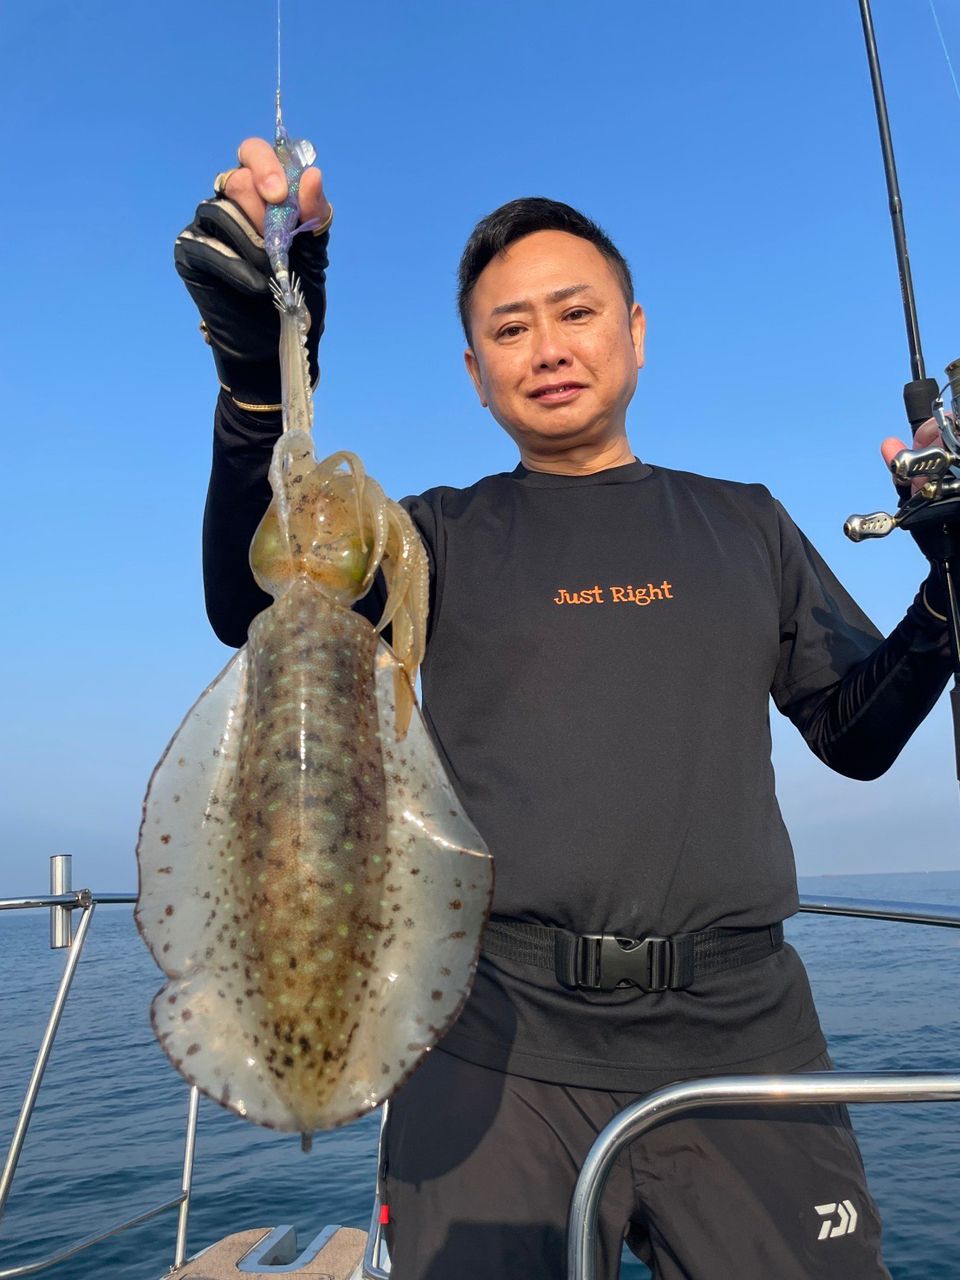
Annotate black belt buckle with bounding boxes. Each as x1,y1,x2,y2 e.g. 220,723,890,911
579,933,672,993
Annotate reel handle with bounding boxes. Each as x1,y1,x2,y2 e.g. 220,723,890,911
889,446,960,483
844,512,897,541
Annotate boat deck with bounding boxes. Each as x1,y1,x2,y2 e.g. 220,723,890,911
168,1226,366,1279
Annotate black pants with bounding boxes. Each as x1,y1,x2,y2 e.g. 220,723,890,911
382,1048,890,1279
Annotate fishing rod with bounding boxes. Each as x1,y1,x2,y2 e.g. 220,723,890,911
858,0,938,422
844,0,960,791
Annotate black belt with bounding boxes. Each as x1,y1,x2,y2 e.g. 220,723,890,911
481,919,784,993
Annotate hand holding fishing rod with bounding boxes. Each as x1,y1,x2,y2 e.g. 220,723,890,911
846,347,960,545
846,387,960,544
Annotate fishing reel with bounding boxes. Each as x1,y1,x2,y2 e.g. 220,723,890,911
845,359,960,546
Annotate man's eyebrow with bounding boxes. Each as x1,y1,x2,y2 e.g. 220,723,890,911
489,283,592,318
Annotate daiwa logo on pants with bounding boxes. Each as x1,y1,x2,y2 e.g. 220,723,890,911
815,1199,858,1240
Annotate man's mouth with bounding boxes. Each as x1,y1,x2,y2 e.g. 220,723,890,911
529,382,586,403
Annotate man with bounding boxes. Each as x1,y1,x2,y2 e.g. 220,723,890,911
177,137,952,1279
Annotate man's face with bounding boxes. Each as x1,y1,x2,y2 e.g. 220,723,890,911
464,230,645,456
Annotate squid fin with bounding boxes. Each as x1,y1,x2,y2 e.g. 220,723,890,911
151,965,301,1131
136,648,250,975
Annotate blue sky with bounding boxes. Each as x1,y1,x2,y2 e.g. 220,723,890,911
3,0,960,895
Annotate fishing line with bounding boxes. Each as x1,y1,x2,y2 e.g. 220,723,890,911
929,0,960,107
276,0,283,126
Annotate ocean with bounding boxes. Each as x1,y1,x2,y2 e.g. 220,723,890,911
1,870,958,1279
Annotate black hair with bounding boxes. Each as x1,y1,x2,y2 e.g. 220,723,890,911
456,196,634,343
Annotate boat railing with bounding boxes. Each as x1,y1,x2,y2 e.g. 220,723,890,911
3,862,959,1279
562,894,960,1280
0,856,199,1279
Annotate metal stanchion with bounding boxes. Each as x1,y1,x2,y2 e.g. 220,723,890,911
48,855,72,950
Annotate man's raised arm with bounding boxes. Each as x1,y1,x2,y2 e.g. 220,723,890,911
174,139,332,646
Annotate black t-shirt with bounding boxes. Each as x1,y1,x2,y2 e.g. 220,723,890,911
392,460,865,1087
204,398,953,1091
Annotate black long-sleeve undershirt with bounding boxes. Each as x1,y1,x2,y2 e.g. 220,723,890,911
782,596,951,779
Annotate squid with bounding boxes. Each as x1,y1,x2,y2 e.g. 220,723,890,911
135,111,493,1144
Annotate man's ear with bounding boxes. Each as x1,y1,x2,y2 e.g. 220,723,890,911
464,348,488,407
631,303,646,370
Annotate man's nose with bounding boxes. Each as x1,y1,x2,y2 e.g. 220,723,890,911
532,321,573,370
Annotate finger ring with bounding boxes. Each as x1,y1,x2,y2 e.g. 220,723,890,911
213,167,240,197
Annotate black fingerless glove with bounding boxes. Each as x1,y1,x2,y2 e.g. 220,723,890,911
174,196,330,410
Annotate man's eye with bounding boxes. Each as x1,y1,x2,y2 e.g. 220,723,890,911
497,324,525,340
564,308,591,321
